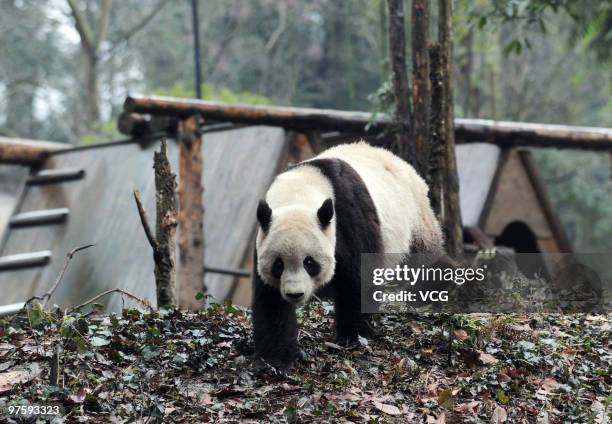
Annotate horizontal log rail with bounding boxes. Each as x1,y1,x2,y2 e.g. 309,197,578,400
124,95,612,150
455,118,612,151
124,95,389,132
0,137,68,165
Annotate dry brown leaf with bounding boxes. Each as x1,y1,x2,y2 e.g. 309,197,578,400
426,382,439,396
0,362,41,395
496,372,511,382
539,377,561,394
329,392,361,402
492,406,508,423
69,387,91,404
455,401,480,414
478,351,499,365
438,388,457,409
254,385,273,396
508,323,532,332
427,412,446,423
324,341,344,350
373,401,402,416
453,329,470,341
507,368,529,379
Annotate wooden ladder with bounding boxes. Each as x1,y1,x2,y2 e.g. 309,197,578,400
0,167,86,312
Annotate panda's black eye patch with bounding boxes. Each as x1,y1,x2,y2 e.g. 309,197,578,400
271,257,284,279
303,256,321,277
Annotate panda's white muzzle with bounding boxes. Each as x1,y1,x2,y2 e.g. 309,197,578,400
280,273,312,306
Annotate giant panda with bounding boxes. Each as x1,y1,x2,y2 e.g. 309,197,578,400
252,141,444,368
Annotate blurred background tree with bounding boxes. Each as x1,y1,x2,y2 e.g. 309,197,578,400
0,0,610,251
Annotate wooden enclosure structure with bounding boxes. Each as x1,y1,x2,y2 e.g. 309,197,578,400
0,95,611,311
456,144,572,254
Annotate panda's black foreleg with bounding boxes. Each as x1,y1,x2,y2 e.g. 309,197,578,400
252,271,298,369
333,273,373,345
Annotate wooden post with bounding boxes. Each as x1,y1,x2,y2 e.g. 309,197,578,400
178,114,205,309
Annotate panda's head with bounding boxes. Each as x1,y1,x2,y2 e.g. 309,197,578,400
255,198,336,306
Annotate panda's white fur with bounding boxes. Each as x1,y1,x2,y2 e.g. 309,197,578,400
256,141,442,306
315,141,438,254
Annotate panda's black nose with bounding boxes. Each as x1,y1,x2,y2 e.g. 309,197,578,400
286,292,304,300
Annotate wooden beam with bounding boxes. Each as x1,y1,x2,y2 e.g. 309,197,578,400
117,112,178,137
178,115,205,309
0,137,68,165
124,95,389,132
123,95,612,150
518,150,573,253
455,118,612,151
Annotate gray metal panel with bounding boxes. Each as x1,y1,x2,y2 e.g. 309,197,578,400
456,143,501,227
203,126,286,301
0,165,28,241
0,126,286,311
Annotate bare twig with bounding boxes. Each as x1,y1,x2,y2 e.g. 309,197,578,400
133,190,158,250
23,244,95,309
68,288,153,314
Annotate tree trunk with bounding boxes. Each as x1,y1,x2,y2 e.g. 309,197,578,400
81,44,100,129
411,0,431,176
153,140,178,308
438,0,463,257
428,44,445,224
386,0,413,163
378,0,389,79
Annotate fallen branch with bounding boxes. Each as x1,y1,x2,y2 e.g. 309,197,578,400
68,288,153,313
23,244,95,309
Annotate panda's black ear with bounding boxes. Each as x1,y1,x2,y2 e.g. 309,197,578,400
317,198,334,228
257,199,272,232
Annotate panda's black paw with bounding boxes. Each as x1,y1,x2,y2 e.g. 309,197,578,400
335,335,361,348
251,356,294,375
336,330,379,348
